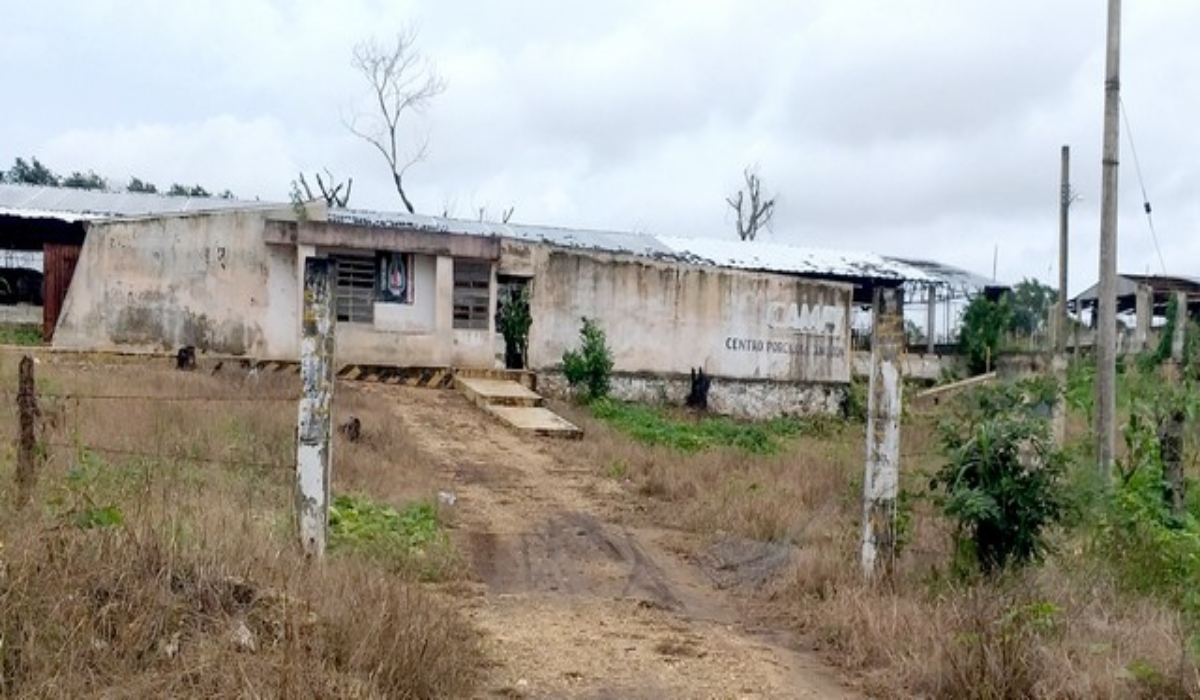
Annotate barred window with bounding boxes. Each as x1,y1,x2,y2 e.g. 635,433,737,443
332,254,375,324
453,260,491,330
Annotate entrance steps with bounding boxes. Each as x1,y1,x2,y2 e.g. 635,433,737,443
454,376,582,439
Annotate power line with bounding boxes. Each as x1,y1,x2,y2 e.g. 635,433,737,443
1119,96,1167,274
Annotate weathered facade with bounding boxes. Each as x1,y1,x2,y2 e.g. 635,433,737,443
2,185,1002,417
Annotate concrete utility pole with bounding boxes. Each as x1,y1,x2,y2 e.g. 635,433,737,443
297,257,336,558
1057,145,1071,353
862,286,903,580
1095,0,1122,482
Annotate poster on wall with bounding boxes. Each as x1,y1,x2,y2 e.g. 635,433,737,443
377,252,414,304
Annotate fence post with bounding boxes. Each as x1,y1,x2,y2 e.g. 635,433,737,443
1171,290,1188,363
862,286,903,580
1051,354,1068,448
297,257,335,558
15,355,39,507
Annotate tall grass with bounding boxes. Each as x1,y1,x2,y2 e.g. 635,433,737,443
0,354,482,698
556,380,1200,698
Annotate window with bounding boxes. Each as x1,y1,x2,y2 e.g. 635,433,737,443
332,254,375,324
453,260,491,330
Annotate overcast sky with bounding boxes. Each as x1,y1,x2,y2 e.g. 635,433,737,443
2,0,1196,292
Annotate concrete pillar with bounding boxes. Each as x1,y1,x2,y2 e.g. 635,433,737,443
297,257,335,559
1051,354,1068,448
1135,284,1153,351
926,285,937,355
1172,290,1188,363
862,286,904,581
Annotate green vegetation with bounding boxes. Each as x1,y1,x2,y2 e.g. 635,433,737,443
1007,278,1057,337
590,398,838,455
958,294,1013,375
0,324,43,346
562,316,614,402
328,494,454,579
497,285,532,370
930,381,1071,575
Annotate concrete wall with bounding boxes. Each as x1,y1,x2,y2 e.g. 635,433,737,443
525,247,852,384
55,210,496,367
538,370,846,420
55,209,291,356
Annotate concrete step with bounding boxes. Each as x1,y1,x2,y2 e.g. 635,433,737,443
453,367,537,391
484,404,583,440
455,376,544,408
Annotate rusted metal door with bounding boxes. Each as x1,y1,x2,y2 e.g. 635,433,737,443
43,243,81,341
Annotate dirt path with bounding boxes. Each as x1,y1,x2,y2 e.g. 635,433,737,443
363,385,857,699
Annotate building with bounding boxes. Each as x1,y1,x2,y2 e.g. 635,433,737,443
1069,273,1200,353
0,184,997,417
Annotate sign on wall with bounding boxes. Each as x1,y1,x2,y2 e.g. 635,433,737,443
376,252,413,304
532,252,853,384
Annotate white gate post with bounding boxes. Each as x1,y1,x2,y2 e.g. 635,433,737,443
297,257,336,558
862,286,903,580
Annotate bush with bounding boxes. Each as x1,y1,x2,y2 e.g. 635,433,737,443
930,382,1071,575
562,317,614,402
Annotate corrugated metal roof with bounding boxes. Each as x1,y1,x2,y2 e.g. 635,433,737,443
656,236,938,284
891,257,1006,291
0,183,270,222
331,208,959,286
1073,274,1200,303
329,208,678,257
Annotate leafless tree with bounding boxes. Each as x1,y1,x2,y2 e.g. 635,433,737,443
297,169,353,208
726,166,776,241
345,27,446,214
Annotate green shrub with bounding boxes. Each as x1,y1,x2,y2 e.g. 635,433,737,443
930,382,1071,575
562,317,614,402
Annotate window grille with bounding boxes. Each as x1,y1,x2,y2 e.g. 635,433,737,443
453,260,491,330
332,254,375,324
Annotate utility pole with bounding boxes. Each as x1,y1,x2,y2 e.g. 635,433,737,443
1056,145,1071,353
1095,0,1122,482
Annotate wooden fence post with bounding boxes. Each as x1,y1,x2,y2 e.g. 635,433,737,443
297,257,335,558
15,355,39,507
862,286,904,580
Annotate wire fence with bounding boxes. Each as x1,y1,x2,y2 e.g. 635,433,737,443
5,361,306,487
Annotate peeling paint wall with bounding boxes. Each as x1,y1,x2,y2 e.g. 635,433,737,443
526,247,852,384
55,209,293,356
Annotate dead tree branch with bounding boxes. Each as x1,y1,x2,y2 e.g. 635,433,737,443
345,27,445,214
726,166,776,241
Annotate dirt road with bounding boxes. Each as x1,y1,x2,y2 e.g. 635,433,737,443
365,385,857,699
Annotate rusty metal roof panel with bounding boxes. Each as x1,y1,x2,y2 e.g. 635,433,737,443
0,183,267,222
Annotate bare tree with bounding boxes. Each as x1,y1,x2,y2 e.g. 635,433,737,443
726,166,776,241
345,28,445,214
297,169,353,208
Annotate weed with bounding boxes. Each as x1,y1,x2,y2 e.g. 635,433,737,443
590,399,801,454
329,494,456,580
0,323,42,346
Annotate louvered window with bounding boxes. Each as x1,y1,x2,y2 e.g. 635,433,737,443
453,260,491,330
332,255,375,324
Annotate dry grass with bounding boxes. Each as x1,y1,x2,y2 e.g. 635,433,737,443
0,352,483,698
557,396,1200,699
